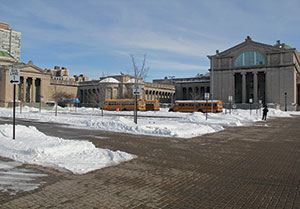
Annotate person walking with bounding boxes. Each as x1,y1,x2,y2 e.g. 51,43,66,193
262,106,268,120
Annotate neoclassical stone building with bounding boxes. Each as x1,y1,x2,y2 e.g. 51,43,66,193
153,75,210,100
0,59,79,107
78,74,175,106
208,37,300,110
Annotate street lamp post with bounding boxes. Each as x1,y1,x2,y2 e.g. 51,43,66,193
249,98,253,115
228,96,233,114
169,76,175,104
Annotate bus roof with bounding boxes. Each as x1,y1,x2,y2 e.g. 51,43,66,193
105,99,144,102
175,100,222,103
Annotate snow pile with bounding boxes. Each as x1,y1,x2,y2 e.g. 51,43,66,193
0,125,136,174
0,107,298,138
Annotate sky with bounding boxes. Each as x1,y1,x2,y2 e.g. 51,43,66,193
1,0,300,81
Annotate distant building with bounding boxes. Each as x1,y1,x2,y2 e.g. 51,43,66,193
153,74,210,101
0,60,80,107
78,74,175,106
73,74,88,82
208,36,300,110
0,22,21,61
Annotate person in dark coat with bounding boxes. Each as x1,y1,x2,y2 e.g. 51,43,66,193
262,106,268,120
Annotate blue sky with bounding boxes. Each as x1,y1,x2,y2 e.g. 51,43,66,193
1,0,300,81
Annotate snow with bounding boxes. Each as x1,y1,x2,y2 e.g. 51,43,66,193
0,106,296,139
99,78,119,83
0,124,136,175
0,160,47,194
0,106,298,176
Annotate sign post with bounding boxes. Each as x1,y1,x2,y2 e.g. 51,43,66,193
249,98,253,115
9,69,20,140
204,93,210,120
228,96,233,114
133,85,140,124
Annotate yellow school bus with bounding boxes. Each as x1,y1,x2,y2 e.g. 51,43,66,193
145,100,160,111
103,99,146,111
169,100,223,113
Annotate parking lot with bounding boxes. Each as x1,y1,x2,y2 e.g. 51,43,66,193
0,116,300,208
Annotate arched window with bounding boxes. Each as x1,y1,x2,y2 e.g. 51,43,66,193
234,51,265,67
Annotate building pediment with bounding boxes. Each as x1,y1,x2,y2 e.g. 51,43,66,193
210,37,295,59
18,61,48,75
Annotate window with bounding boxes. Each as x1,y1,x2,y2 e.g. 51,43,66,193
234,51,265,67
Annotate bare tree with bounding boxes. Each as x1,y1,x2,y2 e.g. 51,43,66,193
130,54,149,124
190,89,201,110
51,86,74,116
130,54,149,81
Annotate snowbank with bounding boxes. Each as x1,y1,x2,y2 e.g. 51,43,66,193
0,125,136,174
0,107,298,138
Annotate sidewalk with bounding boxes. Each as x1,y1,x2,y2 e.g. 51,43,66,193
0,116,300,208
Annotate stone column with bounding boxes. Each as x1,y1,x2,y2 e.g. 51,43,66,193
39,78,42,101
230,71,235,101
253,71,258,103
32,78,36,103
23,77,27,103
242,72,247,103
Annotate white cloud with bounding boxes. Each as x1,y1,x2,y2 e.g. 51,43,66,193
148,59,208,71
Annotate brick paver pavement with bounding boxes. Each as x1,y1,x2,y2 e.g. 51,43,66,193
0,116,300,208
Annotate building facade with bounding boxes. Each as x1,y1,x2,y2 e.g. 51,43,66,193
0,22,21,61
208,37,300,110
0,60,79,107
153,75,210,101
78,74,175,106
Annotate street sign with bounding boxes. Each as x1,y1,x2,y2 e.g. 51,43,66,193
133,85,140,95
9,69,20,84
249,98,253,103
204,93,210,100
228,96,233,102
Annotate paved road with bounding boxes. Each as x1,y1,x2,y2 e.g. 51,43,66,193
0,116,300,208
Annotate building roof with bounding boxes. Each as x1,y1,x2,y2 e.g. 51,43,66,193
0,50,14,59
99,77,120,83
207,37,296,59
126,78,143,84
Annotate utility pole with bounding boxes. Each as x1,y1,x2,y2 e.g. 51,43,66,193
169,76,175,104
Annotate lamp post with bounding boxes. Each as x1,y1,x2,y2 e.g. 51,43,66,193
168,76,175,104
249,98,253,115
228,96,233,114
285,92,287,111
205,93,210,120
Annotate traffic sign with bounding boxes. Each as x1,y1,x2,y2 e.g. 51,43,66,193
133,85,140,95
9,69,20,84
228,96,233,102
204,93,210,100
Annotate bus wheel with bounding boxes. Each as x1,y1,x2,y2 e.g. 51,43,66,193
169,109,174,112
198,109,204,113
122,108,126,111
